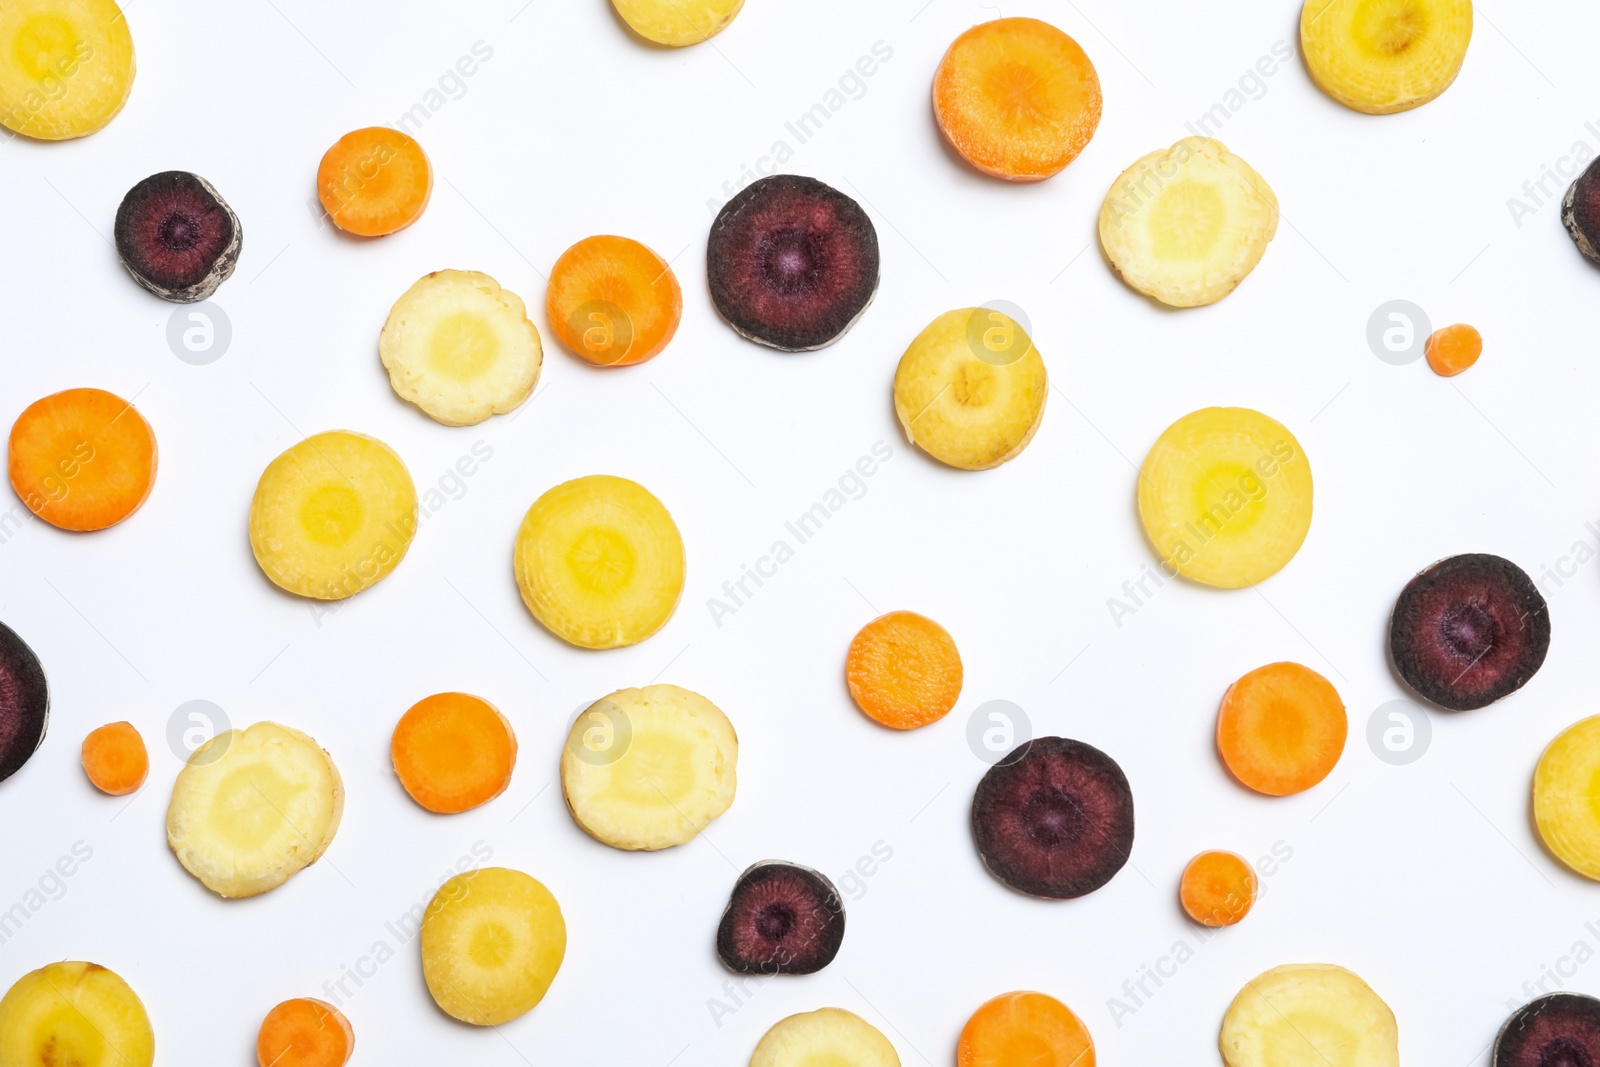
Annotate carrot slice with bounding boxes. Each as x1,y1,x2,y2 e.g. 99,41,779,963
391,693,517,814
80,721,148,796
934,17,1102,181
1425,323,1482,377
957,990,1096,1067
256,998,354,1067
1217,662,1347,796
317,127,432,237
1180,849,1257,927
546,235,682,366
846,611,963,730
8,387,156,531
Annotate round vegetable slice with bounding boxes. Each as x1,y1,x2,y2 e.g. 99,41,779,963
561,684,737,851
513,474,684,649
611,0,743,46
717,861,845,976
256,998,353,1067
1180,850,1257,927
317,126,432,237
0,621,49,786
421,867,566,1026
9,387,156,531
391,692,516,814
547,235,682,367
81,720,147,795
957,991,1095,1067
249,430,418,600
846,611,963,729
1301,0,1472,115
1534,716,1600,882
0,961,153,1067
115,171,241,303
750,1008,900,1067
933,17,1102,181
1493,993,1600,1067
1137,407,1312,588
0,0,135,140
1217,662,1347,796
1220,963,1398,1067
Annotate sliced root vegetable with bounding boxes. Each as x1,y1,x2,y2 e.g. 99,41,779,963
1217,662,1346,796
1564,159,1600,265
0,961,153,1067
561,684,737,851
1180,850,1257,926
391,692,516,814
317,127,431,237
379,270,543,426
166,721,343,898
717,861,845,976
957,991,1095,1067
750,1008,900,1067
893,308,1047,471
421,867,566,1026
845,611,963,729
1424,323,1481,377
0,0,134,140
81,720,147,795
1100,138,1278,308
8,387,156,531
1301,0,1472,115
933,18,1102,182
611,0,743,46
513,475,684,649
972,736,1134,899
547,235,682,367
1137,407,1312,588
0,621,48,786
114,171,242,303
249,430,417,601
708,174,880,352
256,999,353,1067
1389,554,1549,711
1220,964,1398,1067
1494,993,1600,1067
1534,716,1600,882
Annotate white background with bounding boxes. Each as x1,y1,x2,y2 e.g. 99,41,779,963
1,0,1598,1062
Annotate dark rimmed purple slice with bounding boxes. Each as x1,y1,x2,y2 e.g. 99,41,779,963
1494,993,1600,1067
0,622,49,785
1564,159,1600,266
114,171,242,303
1389,553,1550,712
716,860,845,975
707,174,879,352
972,736,1134,899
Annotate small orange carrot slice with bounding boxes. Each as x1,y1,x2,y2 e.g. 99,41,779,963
546,235,683,366
1180,849,1257,927
1425,323,1482,377
1217,662,1347,796
957,990,1096,1067
846,611,963,730
317,127,432,237
257,998,354,1067
934,17,1102,182
391,693,517,814
81,721,148,796
8,387,156,531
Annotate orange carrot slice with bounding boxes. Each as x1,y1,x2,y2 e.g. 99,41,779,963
81,721,148,796
1180,849,1257,927
8,387,156,531
957,990,1096,1067
1217,662,1347,796
256,998,353,1067
391,693,517,814
1425,323,1482,377
317,127,432,237
846,611,963,730
934,17,1102,181
546,235,683,366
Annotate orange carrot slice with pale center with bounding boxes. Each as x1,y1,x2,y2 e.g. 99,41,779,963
1180,849,1257,926
317,127,432,237
256,998,353,1067
8,387,156,531
392,693,517,814
546,235,683,367
957,990,1096,1067
1217,661,1347,796
81,721,148,796
846,611,963,730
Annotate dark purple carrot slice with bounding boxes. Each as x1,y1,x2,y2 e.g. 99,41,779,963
716,860,845,975
0,621,48,785
114,171,242,303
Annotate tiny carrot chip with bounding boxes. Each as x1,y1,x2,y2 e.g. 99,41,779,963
81,721,148,795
